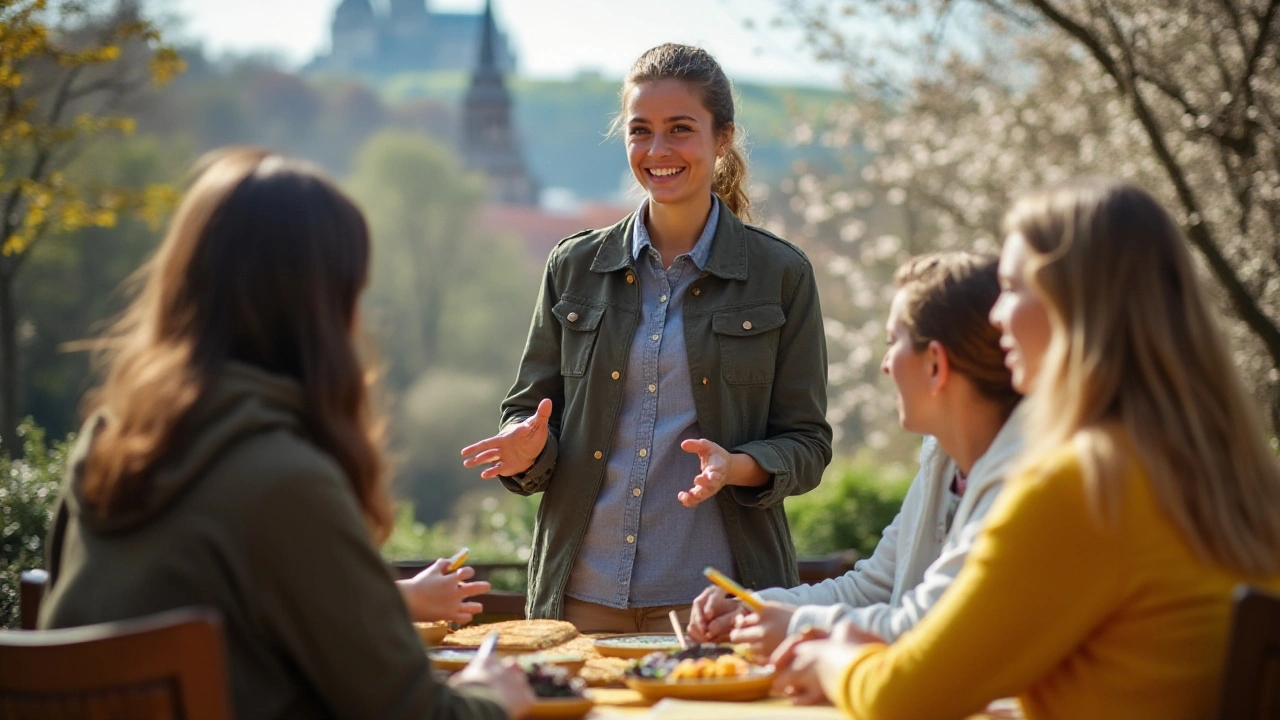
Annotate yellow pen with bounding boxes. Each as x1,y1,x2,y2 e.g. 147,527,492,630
703,566,764,612
445,547,470,573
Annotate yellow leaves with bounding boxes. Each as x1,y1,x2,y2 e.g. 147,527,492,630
149,47,185,85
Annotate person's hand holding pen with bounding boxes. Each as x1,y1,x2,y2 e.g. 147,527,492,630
396,548,490,624
452,633,535,719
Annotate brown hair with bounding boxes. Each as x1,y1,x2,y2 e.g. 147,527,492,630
80,147,393,542
619,43,751,220
1005,177,1280,575
894,251,1021,419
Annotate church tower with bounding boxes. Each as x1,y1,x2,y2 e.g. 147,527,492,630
461,0,537,205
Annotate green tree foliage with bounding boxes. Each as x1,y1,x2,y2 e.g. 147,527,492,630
19,136,189,438
346,130,539,522
0,0,183,456
0,419,68,628
784,453,913,559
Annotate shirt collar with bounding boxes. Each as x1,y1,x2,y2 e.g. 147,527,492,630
631,195,720,270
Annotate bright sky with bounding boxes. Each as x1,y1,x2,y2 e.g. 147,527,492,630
162,0,844,88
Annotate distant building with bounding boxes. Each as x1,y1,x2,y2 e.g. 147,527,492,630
460,0,536,205
317,0,517,75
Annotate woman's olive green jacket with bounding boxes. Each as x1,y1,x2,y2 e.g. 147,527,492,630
500,208,833,619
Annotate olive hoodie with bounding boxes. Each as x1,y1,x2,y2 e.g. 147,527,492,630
39,362,506,720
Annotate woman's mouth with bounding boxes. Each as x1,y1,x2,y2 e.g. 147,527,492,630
647,167,685,180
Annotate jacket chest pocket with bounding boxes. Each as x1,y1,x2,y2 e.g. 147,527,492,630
553,300,605,377
713,304,786,385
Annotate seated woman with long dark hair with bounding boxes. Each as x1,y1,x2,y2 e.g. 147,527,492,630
39,148,534,720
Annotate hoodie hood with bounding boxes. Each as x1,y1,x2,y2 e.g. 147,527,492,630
65,361,307,534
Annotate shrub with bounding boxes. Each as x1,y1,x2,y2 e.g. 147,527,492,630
785,453,913,560
0,421,71,628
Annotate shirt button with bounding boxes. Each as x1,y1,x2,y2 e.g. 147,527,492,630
611,371,620,380
648,383,657,392
702,377,709,385
626,535,636,544
691,287,701,296
651,334,659,341
567,312,579,322
639,449,648,458
659,294,668,302
742,320,752,330
594,450,603,459
632,488,642,497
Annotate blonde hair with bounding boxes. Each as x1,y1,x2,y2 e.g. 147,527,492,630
616,43,751,220
1004,178,1280,575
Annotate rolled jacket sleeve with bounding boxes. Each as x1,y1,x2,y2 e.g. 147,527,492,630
729,257,832,508
498,256,566,496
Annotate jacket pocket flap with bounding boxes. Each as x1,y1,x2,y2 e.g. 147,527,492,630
553,300,605,331
712,304,785,337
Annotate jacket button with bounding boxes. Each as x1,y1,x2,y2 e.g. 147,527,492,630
691,287,701,296
626,535,636,544
742,320,752,330
639,449,648,458
702,377,709,385
567,312,579,322
611,371,620,380
594,450,603,459
632,488,642,497
626,273,635,284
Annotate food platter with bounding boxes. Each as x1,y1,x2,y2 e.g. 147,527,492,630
623,669,775,702
526,696,594,719
426,648,586,674
591,633,683,659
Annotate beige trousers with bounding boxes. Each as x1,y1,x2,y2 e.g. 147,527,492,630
563,596,693,634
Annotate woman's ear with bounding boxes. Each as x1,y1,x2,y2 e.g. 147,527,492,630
928,340,950,395
718,123,736,157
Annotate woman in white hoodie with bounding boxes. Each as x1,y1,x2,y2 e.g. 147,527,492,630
688,251,1022,654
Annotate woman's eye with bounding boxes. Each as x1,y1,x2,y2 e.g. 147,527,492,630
629,126,649,136
672,124,692,133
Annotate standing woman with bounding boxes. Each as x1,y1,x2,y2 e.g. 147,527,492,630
771,179,1280,720
41,148,532,720
462,43,832,630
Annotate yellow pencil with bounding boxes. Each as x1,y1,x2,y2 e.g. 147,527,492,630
445,547,470,573
703,566,764,611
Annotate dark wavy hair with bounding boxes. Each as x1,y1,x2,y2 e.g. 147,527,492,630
80,147,392,541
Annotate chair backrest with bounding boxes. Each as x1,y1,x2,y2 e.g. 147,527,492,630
1216,584,1280,720
0,606,231,720
18,569,48,630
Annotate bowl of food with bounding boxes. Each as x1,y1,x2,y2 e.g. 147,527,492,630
623,644,774,702
591,633,683,659
525,663,594,719
413,621,450,646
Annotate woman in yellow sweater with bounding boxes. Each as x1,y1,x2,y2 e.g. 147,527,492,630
771,178,1280,720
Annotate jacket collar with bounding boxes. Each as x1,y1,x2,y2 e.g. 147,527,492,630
591,201,749,281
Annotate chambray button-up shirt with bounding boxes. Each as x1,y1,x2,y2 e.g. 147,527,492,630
564,197,737,608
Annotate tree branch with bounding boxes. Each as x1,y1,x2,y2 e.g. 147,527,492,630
1025,0,1280,374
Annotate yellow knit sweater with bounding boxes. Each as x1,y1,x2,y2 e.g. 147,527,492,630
833,439,1280,720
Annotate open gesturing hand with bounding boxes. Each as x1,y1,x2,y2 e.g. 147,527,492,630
461,399,553,479
678,438,733,507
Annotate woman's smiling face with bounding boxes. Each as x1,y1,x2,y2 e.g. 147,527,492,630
624,79,724,208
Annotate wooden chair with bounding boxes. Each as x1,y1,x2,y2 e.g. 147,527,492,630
18,569,48,630
1216,585,1280,720
797,550,859,585
0,606,231,720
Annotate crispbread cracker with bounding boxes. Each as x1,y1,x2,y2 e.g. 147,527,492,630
441,619,578,651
